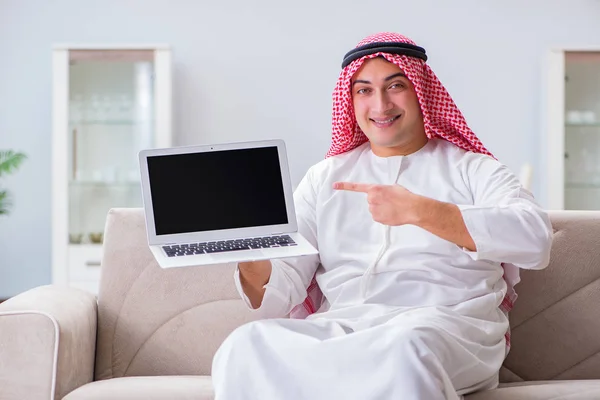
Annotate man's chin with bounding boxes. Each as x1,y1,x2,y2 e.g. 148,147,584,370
368,138,402,148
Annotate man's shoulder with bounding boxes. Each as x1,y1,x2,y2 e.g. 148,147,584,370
433,139,497,167
307,143,369,177
432,139,513,186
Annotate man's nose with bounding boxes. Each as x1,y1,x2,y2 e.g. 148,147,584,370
373,91,393,114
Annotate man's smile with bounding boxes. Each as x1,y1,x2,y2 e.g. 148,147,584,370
370,115,401,127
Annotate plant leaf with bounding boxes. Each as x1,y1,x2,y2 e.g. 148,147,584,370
0,150,27,177
0,190,10,215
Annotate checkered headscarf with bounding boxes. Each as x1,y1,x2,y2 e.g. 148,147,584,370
327,32,492,158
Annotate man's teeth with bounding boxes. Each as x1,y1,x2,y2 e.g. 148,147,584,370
373,117,397,123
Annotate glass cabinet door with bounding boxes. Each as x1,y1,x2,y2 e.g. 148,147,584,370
564,52,600,210
52,45,171,293
67,50,155,245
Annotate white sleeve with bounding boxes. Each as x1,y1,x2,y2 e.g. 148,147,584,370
457,155,553,270
233,168,321,318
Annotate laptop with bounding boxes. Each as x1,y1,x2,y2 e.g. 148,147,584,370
138,139,319,268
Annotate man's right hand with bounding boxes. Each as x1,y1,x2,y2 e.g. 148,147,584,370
238,260,272,309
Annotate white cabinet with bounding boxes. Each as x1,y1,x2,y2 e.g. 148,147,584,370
545,48,600,210
52,45,172,294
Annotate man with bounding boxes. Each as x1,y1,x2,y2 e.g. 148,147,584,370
211,32,553,400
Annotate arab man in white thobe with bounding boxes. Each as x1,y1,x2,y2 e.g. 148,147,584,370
211,32,553,400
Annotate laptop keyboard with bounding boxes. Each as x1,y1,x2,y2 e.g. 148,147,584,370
162,235,297,257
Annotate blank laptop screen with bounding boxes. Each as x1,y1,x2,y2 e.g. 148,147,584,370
146,146,289,236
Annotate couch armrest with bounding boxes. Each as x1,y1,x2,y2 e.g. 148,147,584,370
0,285,97,400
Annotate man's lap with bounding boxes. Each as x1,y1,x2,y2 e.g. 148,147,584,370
217,307,506,391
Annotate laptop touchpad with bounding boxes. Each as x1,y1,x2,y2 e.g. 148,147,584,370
209,250,266,262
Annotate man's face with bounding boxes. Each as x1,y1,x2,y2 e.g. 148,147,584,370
351,57,425,156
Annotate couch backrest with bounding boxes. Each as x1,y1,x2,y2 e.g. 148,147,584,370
96,208,600,382
501,210,600,382
94,208,259,380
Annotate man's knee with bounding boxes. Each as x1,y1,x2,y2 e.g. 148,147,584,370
217,319,282,359
222,320,267,350
213,320,265,369
390,326,449,369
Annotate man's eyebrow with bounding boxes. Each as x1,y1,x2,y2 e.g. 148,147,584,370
352,79,370,87
352,72,407,87
385,72,407,81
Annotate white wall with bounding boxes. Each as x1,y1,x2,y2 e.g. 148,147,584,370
1,0,600,297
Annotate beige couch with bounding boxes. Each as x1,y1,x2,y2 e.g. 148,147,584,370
1,208,600,399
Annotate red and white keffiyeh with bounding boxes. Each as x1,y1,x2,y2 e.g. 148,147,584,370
289,32,516,348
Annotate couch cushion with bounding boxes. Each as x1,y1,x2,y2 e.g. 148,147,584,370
95,208,260,380
63,376,213,400
502,211,600,381
465,380,600,400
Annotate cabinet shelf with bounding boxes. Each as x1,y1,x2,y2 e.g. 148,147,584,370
69,120,152,126
68,243,103,250
565,183,600,189
565,123,600,128
69,180,140,187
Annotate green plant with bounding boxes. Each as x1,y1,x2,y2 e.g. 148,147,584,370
0,150,27,215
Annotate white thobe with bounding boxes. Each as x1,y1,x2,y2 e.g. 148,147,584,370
212,138,553,400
